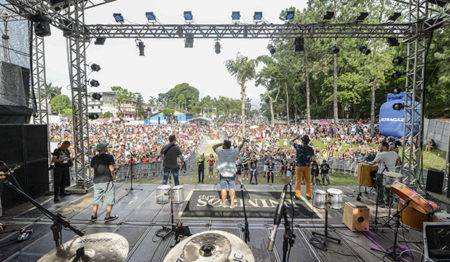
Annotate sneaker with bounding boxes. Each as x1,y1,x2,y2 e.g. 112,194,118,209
91,216,97,222
104,215,119,222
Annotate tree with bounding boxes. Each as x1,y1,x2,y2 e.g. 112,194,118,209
158,83,199,112
134,92,145,119
225,53,256,135
100,111,113,118
51,95,71,114
111,86,132,122
177,94,186,112
42,82,62,100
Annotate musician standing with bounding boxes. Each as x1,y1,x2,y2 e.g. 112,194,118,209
291,135,315,200
160,135,183,186
51,141,73,202
367,141,398,206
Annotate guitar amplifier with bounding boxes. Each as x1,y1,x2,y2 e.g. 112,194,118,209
426,168,444,194
343,202,369,231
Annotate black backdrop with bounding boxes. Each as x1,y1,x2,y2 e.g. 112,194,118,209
0,124,48,209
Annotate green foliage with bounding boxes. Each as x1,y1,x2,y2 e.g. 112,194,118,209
43,82,62,99
62,108,72,116
51,95,71,114
162,108,176,124
158,83,199,112
100,111,113,118
111,86,132,122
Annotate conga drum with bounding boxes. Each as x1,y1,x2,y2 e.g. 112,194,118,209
357,163,377,187
391,182,439,215
398,199,439,231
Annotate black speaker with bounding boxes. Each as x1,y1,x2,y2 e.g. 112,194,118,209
34,20,51,37
294,37,304,52
426,168,444,194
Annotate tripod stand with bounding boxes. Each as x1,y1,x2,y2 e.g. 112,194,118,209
2,180,84,248
311,193,341,249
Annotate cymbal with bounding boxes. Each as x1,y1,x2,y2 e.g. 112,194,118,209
38,232,129,262
164,230,255,262
384,171,403,178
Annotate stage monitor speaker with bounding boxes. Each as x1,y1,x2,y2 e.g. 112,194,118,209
343,202,369,231
426,168,444,194
423,222,450,262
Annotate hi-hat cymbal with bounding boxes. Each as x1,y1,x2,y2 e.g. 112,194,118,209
164,230,255,262
38,232,129,262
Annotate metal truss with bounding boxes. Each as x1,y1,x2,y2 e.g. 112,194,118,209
86,22,415,39
66,0,91,192
32,35,48,125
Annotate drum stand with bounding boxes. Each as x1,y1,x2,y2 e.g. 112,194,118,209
1,180,84,248
371,199,412,261
311,194,341,248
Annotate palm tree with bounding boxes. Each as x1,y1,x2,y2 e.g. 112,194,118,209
225,53,256,135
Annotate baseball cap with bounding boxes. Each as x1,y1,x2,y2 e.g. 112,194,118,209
96,143,109,152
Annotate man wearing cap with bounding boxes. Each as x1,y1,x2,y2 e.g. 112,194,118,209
291,135,315,200
320,159,331,185
160,134,183,186
51,141,74,202
90,143,118,222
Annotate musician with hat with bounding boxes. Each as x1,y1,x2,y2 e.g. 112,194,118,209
291,134,315,200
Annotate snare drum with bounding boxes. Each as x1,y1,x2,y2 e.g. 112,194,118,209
357,163,377,187
313,189,327,209
327,188,344,209
156,185,171,205
383,172,402,188
173,185,184,204
398,199,439,231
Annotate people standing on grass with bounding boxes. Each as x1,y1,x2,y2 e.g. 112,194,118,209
208,154,215,178
320,160,331,185
197,153,205,184
249,155,258,185
267,159,275,184
311,160,320,185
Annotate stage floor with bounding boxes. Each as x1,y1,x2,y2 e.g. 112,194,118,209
0,183,448,262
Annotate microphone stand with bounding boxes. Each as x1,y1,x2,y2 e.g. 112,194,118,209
311,192,341,248
2,180,84,248
126,154,142,193
240,182,250,243
282,183,295,262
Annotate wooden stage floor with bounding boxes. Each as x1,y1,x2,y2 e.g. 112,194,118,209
1,183,448,262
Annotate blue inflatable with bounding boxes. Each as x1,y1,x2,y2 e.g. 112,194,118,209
379,92,420,139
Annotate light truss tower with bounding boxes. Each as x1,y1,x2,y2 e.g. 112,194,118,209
32,35,49,125
66,0,91,192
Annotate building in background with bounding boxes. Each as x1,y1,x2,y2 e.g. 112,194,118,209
87,91,118,116
146,110,193,125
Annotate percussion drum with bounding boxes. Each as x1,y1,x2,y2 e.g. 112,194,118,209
38,233,129,262
383,172,403,188
357,163,377,187
313,189,327,209
173,185,184,204
390,182,439,215
398,199,439,231
327,188,344,209
163,230,255,262
156,185,172,205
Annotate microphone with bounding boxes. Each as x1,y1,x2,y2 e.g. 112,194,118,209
268,186,287,251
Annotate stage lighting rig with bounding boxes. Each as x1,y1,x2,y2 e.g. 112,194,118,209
113,13,124,23
94,37,106,45
90,80,100,87
232,11,240,21
145,12,156,21
356,12,369,22
323,11,334,20
392,70,403,80
214,41,221,54
267,43,276,55
357,45,371,55
392,88,401,94
387,37,400,46
392,103,404,111
254,12,263,22
285,11,295,21
184,11,193,22
31,13,51,37
92,93,102,100
330,45,340,54
185,34,194,48
388,12,401,22
90,64,101,72
392,56,403,65
135,39,145,56
88,113,99,120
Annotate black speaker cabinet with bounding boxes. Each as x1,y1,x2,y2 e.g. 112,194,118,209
426,168,444,194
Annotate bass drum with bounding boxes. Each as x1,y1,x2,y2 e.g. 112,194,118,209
398,199,439,231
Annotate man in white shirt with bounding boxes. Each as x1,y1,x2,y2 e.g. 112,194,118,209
213,139,246,208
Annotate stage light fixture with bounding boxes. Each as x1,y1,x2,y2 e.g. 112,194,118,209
392,56,403,65
356,12,369,22
357,45,371,55
94,37,106,45
90,80,100,87
92,93,102,100
392,103,404,111
294,37,304,52
285,11,295,20
387,37,400,47
392,70,403,80
232,11,240,20
113,13,124,23
145,12,156,21
391,88,401,94
267,44,276,55
323,11,334,20
215,41,221,54
184,11,193,21
254,12,263,21
88,113,99,120
185,34,194,48
388,12,401,22
90,64,101,72
34,19,51,37
136,39,145,56
426,0,448,8
330,45,340,54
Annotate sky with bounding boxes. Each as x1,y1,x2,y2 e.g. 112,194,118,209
43,0,308,108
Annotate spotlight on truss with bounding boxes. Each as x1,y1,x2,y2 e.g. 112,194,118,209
90,64,101,72
185,34,194,48
323,11,334,20
88,113,99,120
254,11,263,21
392,103,404,111
392,70,403,80
94,37,106,45
90,80,100,87
285,11,295,21
330,45,340,54
113,13,124,23
388,12,401,22
267,44,276,55
136,39,145,56
294,37,304,52
92,93,102,100
356,12,369,22
392,56,403,65
391,88,401,94
184,11,193,21
387,37,400,47
232,11,240,21
215,41,221,54
357,45,371,55
145,12,156,21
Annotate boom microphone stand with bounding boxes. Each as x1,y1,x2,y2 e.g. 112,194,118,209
2,180,84,247
126,154,142,193
240,179,250,243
